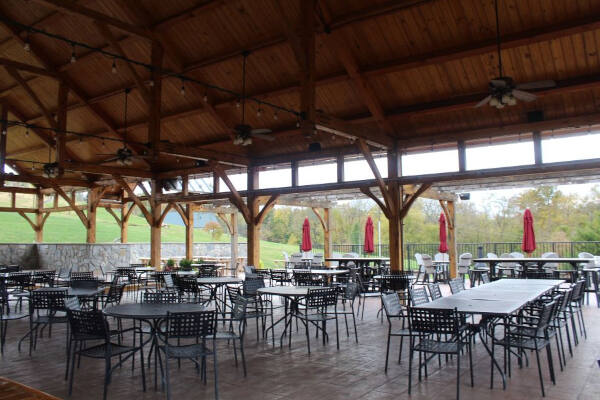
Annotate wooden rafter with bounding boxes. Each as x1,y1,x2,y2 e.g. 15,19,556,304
171,202,188,226
153,142,248,167
317,1,394,136
5,66,57,129
38,176,89,227
216,212,232,234
113,175,153,225
158,202,175,226
255,195,279,225
0,57,58,77
93,21,150,103
360,187,390,219
399,183,431,219
316,113,392,148
311,207,327,230
211,162,250,224
104,206,122,226
356,139,391,210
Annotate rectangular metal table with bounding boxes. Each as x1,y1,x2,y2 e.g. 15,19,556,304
418,279,564,389
473,257,592,278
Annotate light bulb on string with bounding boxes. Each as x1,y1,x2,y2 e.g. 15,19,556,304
180,80,186,96
25,127,29,136
148,80,154,87
256,108,262,117
236,99,241,108
111,59,117,74
203,93,208,102
102,139,106,148
70,44,77,63
273,112,278,120
23,32,30,51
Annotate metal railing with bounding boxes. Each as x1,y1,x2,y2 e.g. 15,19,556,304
308,241,600,270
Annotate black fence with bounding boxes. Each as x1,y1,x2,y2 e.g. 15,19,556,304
308,241,600,270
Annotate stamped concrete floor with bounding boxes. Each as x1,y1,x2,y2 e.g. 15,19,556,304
0,288,599,400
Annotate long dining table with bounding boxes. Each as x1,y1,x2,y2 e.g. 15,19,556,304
473,257,593,278
418,278,564,390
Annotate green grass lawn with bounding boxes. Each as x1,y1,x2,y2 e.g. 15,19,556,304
0,208,298,267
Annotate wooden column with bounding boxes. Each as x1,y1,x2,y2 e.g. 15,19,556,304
388,181,404,272
35,190,44,242
120,204,128,243
56,82,69,176
185,204,194,260
86,188,98,243
213,173,220,193
291,160,298,187
230,212,238,272
0,105,7,186
246,167,260,267
336,154,344,182
533,131,543,165
150,180,162,268
324,208,332,265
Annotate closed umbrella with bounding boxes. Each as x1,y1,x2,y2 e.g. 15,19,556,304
522,208,536,254
301,217,312,252
364,216,375,254
438,212,448,253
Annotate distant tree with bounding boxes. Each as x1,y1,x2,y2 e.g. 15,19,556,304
203,221,223,241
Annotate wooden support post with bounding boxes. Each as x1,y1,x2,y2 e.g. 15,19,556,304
185,204,194,260
86,187,99,243
56,82,69,175
213,172,220,193
457,140,466,172
336,154,344,182
533,131,543,165
387,149,403,272
120,204,128,243
246,167,260,267
291,160,298,187
150,180,162,268
35,189,44,242
0,105,7,186
230,212,238,273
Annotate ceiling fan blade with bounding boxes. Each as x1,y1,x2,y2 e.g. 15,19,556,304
250,128,272,134
474,95,492,108
95,153,115,156
251,132,276,141
490,79,507,88
100,156,119,164
512,89,537,102
516,80,556,90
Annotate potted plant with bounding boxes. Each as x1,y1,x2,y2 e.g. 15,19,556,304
179,258,193,271
165,258,175,272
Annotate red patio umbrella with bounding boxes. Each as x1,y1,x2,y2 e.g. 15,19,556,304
364,216,375,254
522,208,536,254
438,212,448,253
301,217,312,252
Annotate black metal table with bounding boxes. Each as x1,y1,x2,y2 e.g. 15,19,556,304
103,303,206,389
197,277,243,316
418,279,564,390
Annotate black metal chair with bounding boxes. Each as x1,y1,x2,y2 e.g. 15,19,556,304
481,272,491,284
448,278,465,294
294,287,339,354
0,280,28,354
241,277,273,341
408,307,473,400
381,292,415,373
491,300,556,397
33,270,56,288
19,289,68,355
568,280,587,344
213,295,249,376
293,271,317,286
99,281,127,309
175,276,206,304
143,290,180,304
158,310,218,400
69,271,94,281
409,286,430,306
270,269,291,286
427,283,443,300
338,282,359,342
66,308,145,400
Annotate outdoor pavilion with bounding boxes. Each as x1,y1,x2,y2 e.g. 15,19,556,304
0,0,598,280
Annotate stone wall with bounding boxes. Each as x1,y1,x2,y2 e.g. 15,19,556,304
0,242,247,271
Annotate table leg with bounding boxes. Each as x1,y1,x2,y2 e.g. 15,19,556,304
480,316,507,390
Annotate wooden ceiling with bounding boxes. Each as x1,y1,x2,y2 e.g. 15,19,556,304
0,0,599,183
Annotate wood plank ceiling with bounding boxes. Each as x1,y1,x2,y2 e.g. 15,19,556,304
0,0,598,181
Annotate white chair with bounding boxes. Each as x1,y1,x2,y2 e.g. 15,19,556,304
420,254,436,283
414,253,424,282
457,253,472,283
434,253,449,262
486,252,498,259
510,251,524,258
282,251,290,268
497,252,518,277
578,252,596,268
311,254,324,268
289,253,303,269
434,252,450,282
541,252,560,271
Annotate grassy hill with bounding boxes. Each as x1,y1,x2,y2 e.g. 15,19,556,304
0,208,298,267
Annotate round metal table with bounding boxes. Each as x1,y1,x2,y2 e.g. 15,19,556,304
197,277,243,316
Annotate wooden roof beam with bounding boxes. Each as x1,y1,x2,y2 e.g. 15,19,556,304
316,113,392,148
63,161,153,179
0,57,58,78
29,0,153,40
317,1,395,136
153,142,249,167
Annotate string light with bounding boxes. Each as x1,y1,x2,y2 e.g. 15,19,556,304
273,112,278,120
111,58,117,74
1,16,302,120
102,139,106,148
23,32,30,51
203,93,208,102
25,127,29,136
70,44,77,63
236,99,241,108
180,80,186,96
256,108,262,117
1,129,6,135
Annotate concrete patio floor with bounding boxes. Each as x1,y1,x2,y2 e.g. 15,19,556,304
0,286,598,400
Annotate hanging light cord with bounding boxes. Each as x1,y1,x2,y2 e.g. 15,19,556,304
495,0,503,77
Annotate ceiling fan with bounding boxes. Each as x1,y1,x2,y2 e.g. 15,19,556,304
475,0,556,109
97,88,151,165
232,51,273,146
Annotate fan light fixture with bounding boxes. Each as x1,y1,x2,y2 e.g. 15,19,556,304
43,162,59,178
